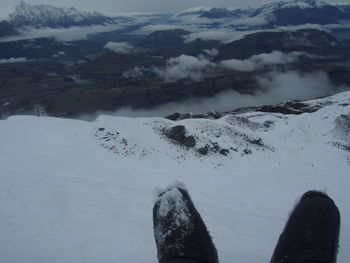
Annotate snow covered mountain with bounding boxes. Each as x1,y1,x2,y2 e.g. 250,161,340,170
255,0,328,12
253,0,350,26
8,2,118,28
175,7,253,19
0,91,349,263
176,0,350,26
175,6,213,17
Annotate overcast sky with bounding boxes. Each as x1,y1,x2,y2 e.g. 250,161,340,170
1,0,350,18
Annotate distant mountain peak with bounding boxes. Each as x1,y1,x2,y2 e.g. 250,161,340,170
175,6,253,19
255,0,328,13
174,7,213,17
8,1,115,28
253,0,350,26
175,0,350,27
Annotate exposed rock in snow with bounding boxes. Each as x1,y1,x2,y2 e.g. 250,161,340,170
94,91,350,163
331,112,350,152
165,125,196,148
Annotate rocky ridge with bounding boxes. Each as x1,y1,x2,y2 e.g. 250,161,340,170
95,91,350,162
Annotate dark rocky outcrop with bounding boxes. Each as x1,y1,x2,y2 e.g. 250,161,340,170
166,111,222,121
255,101,323,115
332,113,350,151
166,125,196,148
165,99,327,122
197,146,209,155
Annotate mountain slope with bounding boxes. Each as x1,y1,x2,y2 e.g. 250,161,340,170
217,29,342,60
0,91,349,263
0,20,18,37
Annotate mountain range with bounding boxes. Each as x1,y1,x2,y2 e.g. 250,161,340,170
1,0,350,34
6,2,125,29
176,0,350,26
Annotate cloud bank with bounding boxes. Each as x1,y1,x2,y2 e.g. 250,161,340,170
104,41,137,53
154,54,214,82
81,70,347,120
0,24,128,43
0,57,29,64
220,51,304,72
141,50,309,82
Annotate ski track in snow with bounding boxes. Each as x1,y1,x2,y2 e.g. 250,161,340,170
0,91,350,263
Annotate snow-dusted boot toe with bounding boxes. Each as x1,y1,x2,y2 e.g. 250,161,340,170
270,190,340,263
153,182,219,263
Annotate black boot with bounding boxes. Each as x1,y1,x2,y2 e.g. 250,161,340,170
270,191,340,263
153,183,219,263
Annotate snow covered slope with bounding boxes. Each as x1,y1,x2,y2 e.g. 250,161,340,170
0,91,349,263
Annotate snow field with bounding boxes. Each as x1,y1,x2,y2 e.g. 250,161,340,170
0,92,349,263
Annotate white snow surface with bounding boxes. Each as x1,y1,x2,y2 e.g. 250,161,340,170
1,91,350,263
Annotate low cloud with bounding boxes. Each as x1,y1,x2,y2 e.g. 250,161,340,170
154,54,214,82
200,48,219,59
124,50,323,83
104,41,137,53
152,50,308,82
0,24,127,43
256,70,337,102
182,24,333,44
0,57,29,64
122,66,148,78
81,70,347,120
220,51,304,71
52,51,66,58
184,29,255,43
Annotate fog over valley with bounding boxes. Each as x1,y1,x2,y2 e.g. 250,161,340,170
1,0,350,119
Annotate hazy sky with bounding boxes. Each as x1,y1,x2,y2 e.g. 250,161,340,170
1,0,350,18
